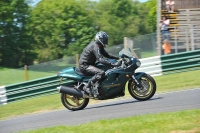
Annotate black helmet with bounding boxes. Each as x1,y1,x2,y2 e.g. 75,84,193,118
94,31,109,47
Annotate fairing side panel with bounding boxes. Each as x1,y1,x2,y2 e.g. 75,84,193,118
99,70,128,97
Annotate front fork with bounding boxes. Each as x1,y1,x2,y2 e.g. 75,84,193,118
131,72,145,88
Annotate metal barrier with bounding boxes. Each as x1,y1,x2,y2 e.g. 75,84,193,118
1,49,200,105
136,56,163,77
161,49,200,73
136,49,200,76
0,76,74,105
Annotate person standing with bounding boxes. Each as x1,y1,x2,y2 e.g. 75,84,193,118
162,39,171,54
166,0,175,12
160,16,170,41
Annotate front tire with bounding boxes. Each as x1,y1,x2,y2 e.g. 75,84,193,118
61,93,89,111
128,74,156,101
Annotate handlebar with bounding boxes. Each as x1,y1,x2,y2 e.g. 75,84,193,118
113,57,130,69
120,54,129,58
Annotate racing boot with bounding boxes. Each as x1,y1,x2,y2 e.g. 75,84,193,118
83,80,93,96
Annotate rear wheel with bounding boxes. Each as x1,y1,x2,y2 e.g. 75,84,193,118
61,93,89,111
128,74,156,101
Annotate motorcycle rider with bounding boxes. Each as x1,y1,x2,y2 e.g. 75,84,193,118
79,31,121,96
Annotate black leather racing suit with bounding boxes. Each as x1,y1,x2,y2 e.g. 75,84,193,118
79,41,119,88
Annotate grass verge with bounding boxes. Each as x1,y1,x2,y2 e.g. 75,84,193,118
141,51,157,58
0,67,11,71
19,109,200,133
0,70,200,121
0,64,75,85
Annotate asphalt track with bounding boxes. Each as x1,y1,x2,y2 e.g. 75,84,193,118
0,88,200,133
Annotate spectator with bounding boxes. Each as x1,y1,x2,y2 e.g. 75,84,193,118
162,39,171,54
160,16,170,41
166,0,175,12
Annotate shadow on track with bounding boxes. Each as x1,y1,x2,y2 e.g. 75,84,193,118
84,97,163,110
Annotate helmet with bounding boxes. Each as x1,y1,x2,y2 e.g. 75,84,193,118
94,31,109,47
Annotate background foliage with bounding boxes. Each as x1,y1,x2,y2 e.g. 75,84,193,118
0,0,36,67
0,0,156,68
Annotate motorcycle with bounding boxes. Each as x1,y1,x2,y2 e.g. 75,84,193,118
57,46,156,111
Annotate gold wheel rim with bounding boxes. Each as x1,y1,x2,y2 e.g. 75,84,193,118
131,77,153,98
64,94,84,108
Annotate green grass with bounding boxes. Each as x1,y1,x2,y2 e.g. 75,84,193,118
19,109,200,133
141,51,157,58
0,64,76,85
0,69,55,85
154,69,200,93
0,66,11,71
0,93,63,120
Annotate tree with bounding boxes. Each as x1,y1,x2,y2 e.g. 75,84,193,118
0,0,36,67
28,0,156,62
92,0,152,46
146,0,157,32
28,0,96,62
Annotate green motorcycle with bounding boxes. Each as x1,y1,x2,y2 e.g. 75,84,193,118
57,47,156,111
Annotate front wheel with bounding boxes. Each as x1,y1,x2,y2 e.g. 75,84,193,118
61,93,89,111
128,74,156,101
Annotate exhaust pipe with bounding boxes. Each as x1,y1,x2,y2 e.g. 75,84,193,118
57,86,85,98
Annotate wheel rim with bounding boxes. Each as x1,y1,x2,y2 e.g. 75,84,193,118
130,77,153,98
63,94,85,109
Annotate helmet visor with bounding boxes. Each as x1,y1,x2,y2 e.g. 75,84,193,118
103,38,108,46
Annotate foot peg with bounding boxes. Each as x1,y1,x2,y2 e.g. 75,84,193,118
83,86,91,95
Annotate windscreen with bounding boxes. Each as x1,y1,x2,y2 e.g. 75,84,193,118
119,43,135,57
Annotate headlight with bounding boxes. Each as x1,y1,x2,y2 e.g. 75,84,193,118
136,59,141,67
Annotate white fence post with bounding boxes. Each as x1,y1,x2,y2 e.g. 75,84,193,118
190,24,195,51
174,26,178,53
185,26,189,51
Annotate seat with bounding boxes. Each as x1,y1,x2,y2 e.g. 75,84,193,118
75,68,94,76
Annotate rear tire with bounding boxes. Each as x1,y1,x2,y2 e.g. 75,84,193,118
61,93,89,111
128,74,156,101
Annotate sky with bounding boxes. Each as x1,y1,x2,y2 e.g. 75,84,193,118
139,0,148,2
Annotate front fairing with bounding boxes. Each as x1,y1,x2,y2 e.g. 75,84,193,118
124,58,141,72
119,47,141,72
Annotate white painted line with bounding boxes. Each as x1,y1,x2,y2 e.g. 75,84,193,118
0,103,7,105
0,86,7,105
137,65,162,70
150,73,163,77
0,98,7,103
140,56,161,61
0,86,6,95
155,88,200,95
140,61,161,67
0,94,6,98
